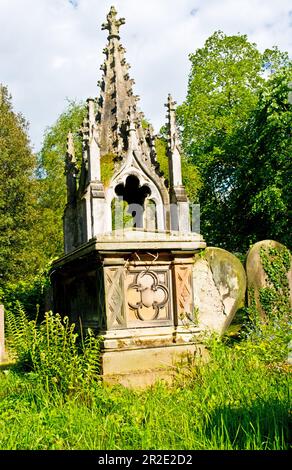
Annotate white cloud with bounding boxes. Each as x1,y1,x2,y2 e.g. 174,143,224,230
0,0,291,151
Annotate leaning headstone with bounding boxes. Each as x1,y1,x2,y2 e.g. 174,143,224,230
0,304,4,362
192,247,246,335
246,240,292,319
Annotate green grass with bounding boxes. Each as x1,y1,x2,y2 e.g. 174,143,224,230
0,334,291,450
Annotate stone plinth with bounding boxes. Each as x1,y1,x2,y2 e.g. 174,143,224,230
51,229,206,385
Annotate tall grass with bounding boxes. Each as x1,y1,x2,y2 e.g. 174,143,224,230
0,306,291,450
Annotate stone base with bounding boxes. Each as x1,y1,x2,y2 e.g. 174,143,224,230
101,342,207,388
51,229,207,388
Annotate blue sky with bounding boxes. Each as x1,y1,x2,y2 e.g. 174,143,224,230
0,0,291,151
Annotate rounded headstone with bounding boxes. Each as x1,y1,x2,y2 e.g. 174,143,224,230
246,240,292,319
193,247,246,335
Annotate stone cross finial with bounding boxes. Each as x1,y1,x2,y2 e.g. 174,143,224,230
165,94,183,189
165,94,179,151
102,6,125,39
166,93,177,112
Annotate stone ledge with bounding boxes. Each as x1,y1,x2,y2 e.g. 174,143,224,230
101,343,207,376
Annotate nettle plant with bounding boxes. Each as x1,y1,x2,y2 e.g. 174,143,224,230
5,304,102,394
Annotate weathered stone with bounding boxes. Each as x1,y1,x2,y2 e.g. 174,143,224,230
246,240,292,319
193,247,246,334
102,343,208,388
51,229,206,386
52,7,206,387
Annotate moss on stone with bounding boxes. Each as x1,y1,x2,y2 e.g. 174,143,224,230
100,153,116,188
155,137,201,202
155,138,169,179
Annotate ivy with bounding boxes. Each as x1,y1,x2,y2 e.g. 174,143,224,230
259,246,291,319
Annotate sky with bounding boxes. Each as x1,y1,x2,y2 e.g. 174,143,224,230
0,0,291,152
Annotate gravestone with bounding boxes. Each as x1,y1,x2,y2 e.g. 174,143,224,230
192,248,246,334
246,240,292,319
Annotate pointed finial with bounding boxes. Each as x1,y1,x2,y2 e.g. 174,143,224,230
127,106,138,131
165,93,182,155
102,6,125,40
66,131,76,160
65,131,78,176
166,93,177,112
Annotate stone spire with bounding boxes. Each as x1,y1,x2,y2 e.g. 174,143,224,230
65,131,78,204
97,6,141,157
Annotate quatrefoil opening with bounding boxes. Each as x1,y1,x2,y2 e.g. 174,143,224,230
128,271,169,321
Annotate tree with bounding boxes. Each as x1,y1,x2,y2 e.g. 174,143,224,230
0,85,40,285
177,31,291,251
37,101,86,260
225,66,292,249
155,135,201,203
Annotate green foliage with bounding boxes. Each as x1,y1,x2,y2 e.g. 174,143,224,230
0,323,290,450
239,246,291,354
0,85,43,285
235,314,292,365
0,275,49,321
0,260,52,321
100,153,116,188
178,31,292,250
155,137,201,202
155,138,169,179
258,246,291,319
224,66,292,250
111,199,133,230
178,31,262,159
37,100,86,260
5,305,102,395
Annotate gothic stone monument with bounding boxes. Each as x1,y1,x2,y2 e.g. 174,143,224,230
51,7,206,386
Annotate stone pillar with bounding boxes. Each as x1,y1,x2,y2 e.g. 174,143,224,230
166,95,191,233
0,304,5,363
90,183,106,237
64,132,78,253
87,98,101,182
86,98,106,238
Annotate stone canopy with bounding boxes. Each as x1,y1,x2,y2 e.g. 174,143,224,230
63,6,191,253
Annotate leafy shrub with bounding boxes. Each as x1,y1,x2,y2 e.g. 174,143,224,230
0,270,51,321
5,304,102,395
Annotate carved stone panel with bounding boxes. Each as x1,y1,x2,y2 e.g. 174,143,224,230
125,267,172,327
104,266,126,329
173,264,194,322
